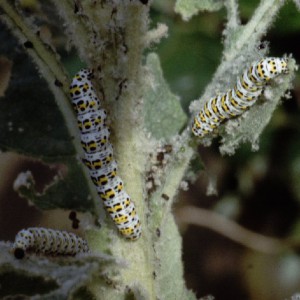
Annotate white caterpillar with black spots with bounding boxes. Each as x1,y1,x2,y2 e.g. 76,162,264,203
192,57,289,138
70,69,142,240
12,227,89,259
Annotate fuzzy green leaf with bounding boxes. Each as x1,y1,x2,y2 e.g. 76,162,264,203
0,241,118,299
175,0,223,21
144,53,187,139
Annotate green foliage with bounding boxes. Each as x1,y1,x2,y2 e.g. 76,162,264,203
0,0,298,299
144,53,187,139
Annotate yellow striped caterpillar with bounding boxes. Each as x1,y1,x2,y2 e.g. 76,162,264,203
192,57,289,138
70,69,142,240
12,227,89,259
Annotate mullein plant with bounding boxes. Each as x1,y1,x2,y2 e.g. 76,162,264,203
0,0,297,299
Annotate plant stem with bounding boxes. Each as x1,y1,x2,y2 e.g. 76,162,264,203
225,0,285,60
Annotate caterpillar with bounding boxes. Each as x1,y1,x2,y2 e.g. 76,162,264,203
70,69,142,240
192,57,289,138
12,227,89,259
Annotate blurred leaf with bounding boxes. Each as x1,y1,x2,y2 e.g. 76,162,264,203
272,0,300,34
175,0,223,21
242,252,300,300
13,157,95,212
144,53,187,139
151,12,222,110
0,24,74,160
